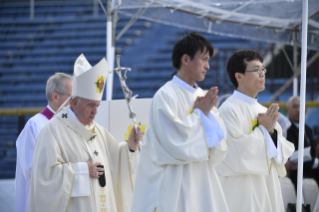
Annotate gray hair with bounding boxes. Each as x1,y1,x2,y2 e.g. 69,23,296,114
286,96,299,109
46,72,72,103
70,96,82,104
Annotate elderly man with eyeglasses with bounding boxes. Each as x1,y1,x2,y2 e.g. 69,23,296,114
215,50,295,212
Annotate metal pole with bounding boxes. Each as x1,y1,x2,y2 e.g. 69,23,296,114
293,31,298,96
296,0,308,211
30,0,34,20
106,0,115,100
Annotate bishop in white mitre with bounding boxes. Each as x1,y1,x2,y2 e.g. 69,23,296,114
28,54,142,212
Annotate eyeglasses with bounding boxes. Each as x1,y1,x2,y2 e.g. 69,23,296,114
245,68,267,74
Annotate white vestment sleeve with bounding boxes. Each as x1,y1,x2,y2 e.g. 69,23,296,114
313,158,319,169
127,147,140,176
259,125,279,159
18,122,38,183
71,162,90,197
193,109,225,148
274,135,282,164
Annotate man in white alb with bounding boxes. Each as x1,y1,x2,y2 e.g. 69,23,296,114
15,72,72,212
28,54,143,212
216,50,295,212
131,32,229,212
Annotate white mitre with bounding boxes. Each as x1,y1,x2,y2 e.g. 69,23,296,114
55,54,108,114
72,54,108,101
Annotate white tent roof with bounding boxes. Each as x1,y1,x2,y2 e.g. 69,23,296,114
113,0,319,50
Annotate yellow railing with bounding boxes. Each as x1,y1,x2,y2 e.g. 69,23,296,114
0,101,318,116
0,108,42,116
262,101,319,108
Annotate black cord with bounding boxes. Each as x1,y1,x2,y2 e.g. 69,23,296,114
134,71,177,98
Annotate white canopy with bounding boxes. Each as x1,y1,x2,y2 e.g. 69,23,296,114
112,0,319,50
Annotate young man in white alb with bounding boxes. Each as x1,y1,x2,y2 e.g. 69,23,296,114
216,50,295,212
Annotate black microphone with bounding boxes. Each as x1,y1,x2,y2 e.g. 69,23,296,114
97,165,106,187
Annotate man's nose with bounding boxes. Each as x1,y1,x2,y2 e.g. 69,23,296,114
205,62,210,70
92,107,97,115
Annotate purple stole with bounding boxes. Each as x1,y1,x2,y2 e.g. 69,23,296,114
39,106,54,120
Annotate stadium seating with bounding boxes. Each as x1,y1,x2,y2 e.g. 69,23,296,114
279,177,296,212
303,178,319,212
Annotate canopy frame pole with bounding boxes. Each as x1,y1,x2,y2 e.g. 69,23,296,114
115,6,147,41
218,1,252,21
274,32,296,75
98,0,142,100
292,8,319,28
156,0,298,30
112,9,118,46
106,0,115,101
296,0,308,211
293,31,298,96
96,0,114,100
278,44,295,74
268,50,319,103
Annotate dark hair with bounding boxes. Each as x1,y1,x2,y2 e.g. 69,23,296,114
172,32,213,70
226,50,263,88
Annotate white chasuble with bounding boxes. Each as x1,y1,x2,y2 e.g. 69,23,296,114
131,80,229,212
28,108,136,212
216,91,295,212
83,126,116,212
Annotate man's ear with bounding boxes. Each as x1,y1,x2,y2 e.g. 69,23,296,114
235,72,243,84
181,54,190,66
70,98,77,112
71,98,77,106
51,92,58,102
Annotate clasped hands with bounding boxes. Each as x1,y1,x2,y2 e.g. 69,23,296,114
258,103,280,135
194,87,219,116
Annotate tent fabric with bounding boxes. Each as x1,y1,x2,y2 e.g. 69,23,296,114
112,0,319,50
